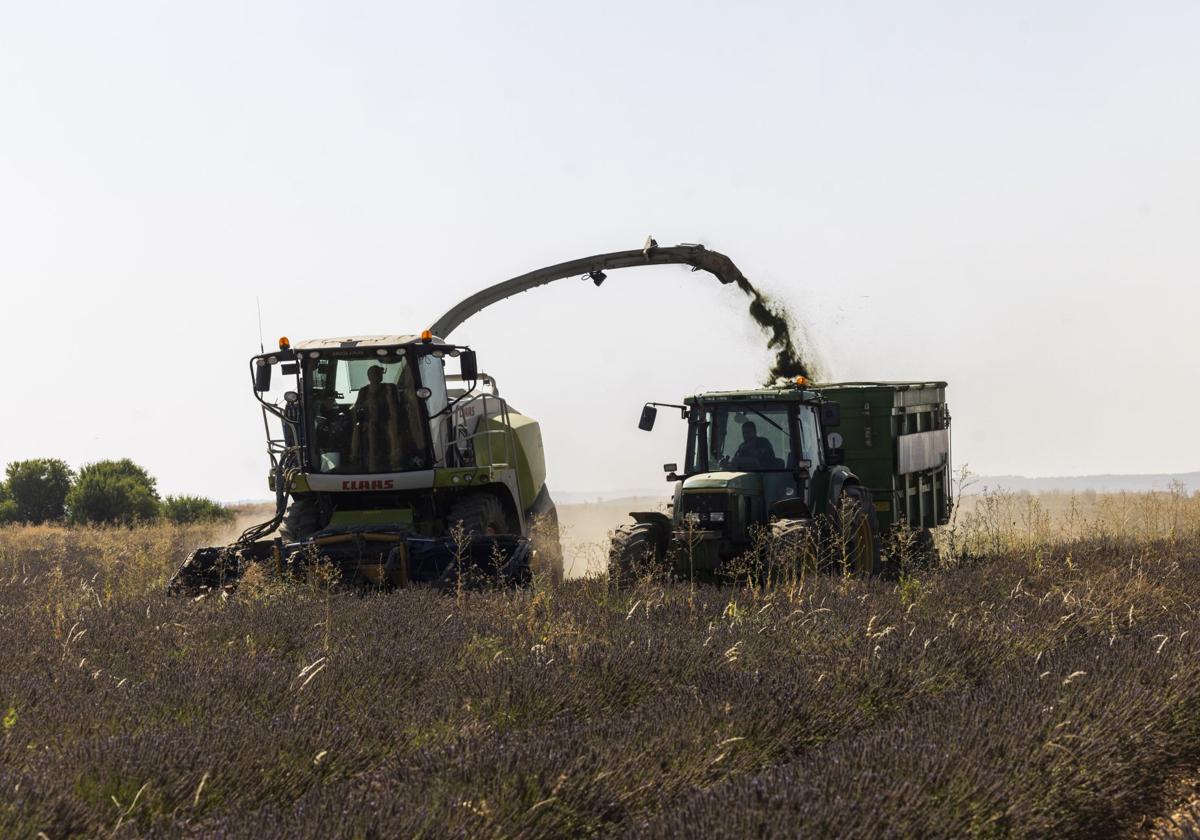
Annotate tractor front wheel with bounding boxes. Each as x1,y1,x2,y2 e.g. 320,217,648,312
608,522,664,587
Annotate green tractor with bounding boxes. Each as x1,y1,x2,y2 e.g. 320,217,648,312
610,380,951,581
169,239,748,594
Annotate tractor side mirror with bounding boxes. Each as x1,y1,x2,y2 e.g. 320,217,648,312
825,431,845,465
254,360,272,392
820,401,841,427
459,350,478,381
638,404,658,431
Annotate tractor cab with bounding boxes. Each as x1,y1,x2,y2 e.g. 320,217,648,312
657,381,843,542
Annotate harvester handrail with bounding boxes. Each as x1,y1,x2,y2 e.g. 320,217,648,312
429,241,744,339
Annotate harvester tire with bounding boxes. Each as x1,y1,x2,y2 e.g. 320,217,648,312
608,522,662,587
833,484,881,576
528,486,564,583
448,493,509,537
280,495,323,543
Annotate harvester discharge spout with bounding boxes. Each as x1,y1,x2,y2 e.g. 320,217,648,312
429,238,745,338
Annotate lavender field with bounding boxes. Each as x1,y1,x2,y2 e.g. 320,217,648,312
2,491,1200,838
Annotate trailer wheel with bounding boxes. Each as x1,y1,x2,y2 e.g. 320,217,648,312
448,493,509,537
609,522,662,587
833,484,881,576
280,495,323,543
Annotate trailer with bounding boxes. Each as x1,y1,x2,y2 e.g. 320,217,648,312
812,382,952,536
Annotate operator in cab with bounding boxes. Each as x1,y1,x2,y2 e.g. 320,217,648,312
352,365,407,472
732,421,777,469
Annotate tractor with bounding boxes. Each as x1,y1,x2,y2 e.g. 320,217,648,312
610,380,951,581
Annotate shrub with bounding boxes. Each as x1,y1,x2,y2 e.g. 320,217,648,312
3,458,74,523
66,459,160,525
161,494,235,524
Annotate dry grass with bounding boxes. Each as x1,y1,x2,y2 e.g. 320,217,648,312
0,490,1198,838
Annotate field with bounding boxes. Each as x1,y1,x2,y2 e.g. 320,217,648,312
2,490,1200,838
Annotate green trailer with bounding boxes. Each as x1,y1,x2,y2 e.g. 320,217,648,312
812,382,952,536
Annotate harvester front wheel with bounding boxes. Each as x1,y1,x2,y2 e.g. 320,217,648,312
608,522,663,587
280,495,323,543
448,493,509,537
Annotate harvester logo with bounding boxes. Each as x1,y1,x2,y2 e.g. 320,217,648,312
341,479,396,490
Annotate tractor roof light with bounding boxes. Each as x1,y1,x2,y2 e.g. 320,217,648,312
278,336,290,350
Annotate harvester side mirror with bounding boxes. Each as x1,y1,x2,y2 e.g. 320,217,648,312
638,404,658,431
459,350,479,382
254,360,272,392
820,401,841,427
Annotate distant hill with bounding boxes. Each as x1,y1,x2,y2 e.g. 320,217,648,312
971,472,1200,494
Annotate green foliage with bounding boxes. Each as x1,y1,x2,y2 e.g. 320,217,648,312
3,458,74,523
0,484,16,524
67,459,160,526
161,495,234,525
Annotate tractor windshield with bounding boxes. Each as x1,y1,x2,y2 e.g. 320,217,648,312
687,403,798,473
303,352,430,473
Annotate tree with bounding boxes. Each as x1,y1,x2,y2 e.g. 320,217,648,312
67,460,160,526
0,482,17,524
161,495,234,525
4,458,75,523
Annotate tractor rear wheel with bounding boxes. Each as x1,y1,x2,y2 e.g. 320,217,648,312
832,484,881,576
447,493,509,537
608,522,663,587
280,495,323,543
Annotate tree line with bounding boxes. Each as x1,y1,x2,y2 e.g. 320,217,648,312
0,458,233,526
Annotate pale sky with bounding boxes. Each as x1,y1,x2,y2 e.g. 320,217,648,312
2,1,1198,500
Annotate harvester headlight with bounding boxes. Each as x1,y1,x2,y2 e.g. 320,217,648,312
267,356,278,365
376,348,388,356
416,387,432,399
709,511,725,523
308,351,320,359
283,391,299,403
684,512,702,524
